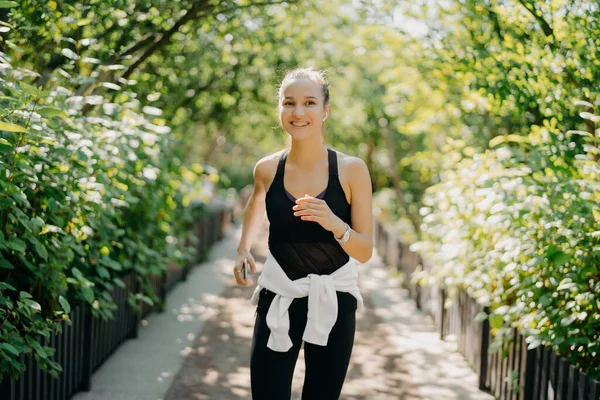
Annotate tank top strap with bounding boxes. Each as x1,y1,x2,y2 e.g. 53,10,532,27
327,148,338,176
275,150,288,176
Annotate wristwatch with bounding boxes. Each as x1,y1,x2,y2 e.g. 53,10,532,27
335,223,351,244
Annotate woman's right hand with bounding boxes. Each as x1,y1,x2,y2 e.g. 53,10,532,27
233,251,257,286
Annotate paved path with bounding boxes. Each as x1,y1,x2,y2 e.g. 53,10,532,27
74,221,494,400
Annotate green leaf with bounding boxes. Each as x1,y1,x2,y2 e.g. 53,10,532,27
37,107,67,118
557,280,575,291
72,267,84,281
15,210,32,231
548,251,571,266
77,18,93,27
489,134,529,148
58,296,71,314
113,277,126,288
0,343,20,356
527,338,542,350
34,241,48,260
32,342,47,359
474,311,488,323
61,48,79,60
81,286,94,303
489,314,504,330
0,281,16,291
101,256,122,271
23,299,42,312
488,340,503,354
566,130,593,138
19,291,32,299
7,356,24,370
546,245,559,257
30,216,45,231
19,82,44,97
7,238,26,252
0,255,15,269
0,137,12,152
580,112,600,123
574,100,594,108
0,1,18,8
0,121,27,133
97,266,110,279
560,314,576,327
140,295,153,306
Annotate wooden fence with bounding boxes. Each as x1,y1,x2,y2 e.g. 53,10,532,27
0,205,232,400
375,220,600,400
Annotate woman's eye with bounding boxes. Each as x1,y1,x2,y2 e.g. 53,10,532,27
306,101,316,105
283,102,293,106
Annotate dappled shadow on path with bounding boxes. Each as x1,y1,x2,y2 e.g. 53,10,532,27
337,293,421,400
162,279,421,400
163,224,421,399
359,255,494,400
163,282,257,399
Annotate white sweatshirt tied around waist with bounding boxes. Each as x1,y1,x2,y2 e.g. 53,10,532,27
249,252,363,352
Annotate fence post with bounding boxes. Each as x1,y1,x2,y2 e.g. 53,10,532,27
79,303,94,392
0,377,13,399
128,273,140,339
522,346,538,399
182,259,190,282
439,287,446,340
479,306,490,391
158,269,167,313
590,378,600,400
414,255,423,309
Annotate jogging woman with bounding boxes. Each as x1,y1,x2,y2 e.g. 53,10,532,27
233,67,374,400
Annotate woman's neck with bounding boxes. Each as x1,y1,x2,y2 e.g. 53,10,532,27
287,139,328,168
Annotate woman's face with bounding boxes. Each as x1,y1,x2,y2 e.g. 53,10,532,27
279,78,329,140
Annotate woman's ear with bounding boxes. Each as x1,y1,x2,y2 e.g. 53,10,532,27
323,105,331,121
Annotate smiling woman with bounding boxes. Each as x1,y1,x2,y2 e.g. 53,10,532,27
278,68,331,142
232,67,374,400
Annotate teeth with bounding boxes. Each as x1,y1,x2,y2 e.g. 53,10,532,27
291,122,309,127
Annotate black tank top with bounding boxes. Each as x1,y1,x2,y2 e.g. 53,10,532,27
265,148,352,281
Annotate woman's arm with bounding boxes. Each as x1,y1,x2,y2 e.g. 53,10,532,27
234,157,273,285
331,158,373,263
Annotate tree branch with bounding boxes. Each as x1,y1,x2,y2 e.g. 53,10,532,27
118,32,160,59
516,0,553,37
213,0,300,14
120,0,212,82
83,0,300,115
485,2,503,41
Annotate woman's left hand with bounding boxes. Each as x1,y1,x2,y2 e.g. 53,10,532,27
293,195,344,234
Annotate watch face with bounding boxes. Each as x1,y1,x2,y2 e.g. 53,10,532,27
345,231,351,240
336,224,350,243
341,229,350,243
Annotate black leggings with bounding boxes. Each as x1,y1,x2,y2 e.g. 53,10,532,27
250,288,357,400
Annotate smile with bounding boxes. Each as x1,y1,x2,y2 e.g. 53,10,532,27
290,121,310,127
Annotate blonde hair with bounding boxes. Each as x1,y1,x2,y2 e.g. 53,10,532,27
277,67,330,106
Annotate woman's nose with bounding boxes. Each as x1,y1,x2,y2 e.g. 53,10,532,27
292,106,304,116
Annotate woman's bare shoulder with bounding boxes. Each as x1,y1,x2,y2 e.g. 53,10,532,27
334,150,372,204
334,149,369,175
254,149,286,184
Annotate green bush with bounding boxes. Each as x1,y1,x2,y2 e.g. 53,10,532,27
412,110,600,379
0,56,211,379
